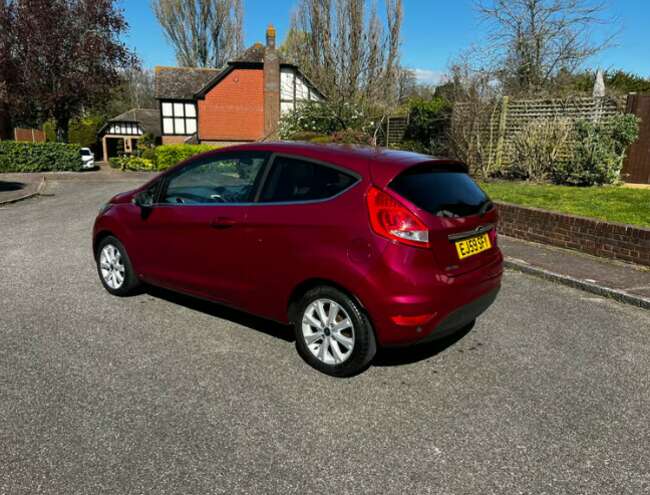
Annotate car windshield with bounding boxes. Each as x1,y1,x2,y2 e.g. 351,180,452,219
81,150,91,156
389,165,491,218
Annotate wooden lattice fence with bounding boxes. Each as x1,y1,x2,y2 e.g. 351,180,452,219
452,95,627,173
385,115,409,146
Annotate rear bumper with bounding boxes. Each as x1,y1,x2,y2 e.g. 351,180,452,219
367,250,503,346
411,286,499,345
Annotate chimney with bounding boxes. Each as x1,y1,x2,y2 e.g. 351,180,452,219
266,24,276,49
264,24,280,138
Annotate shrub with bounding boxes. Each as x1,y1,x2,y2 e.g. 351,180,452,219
554,114,640,186
309,129,374,145
69,115,105,149
403,96,452,154
387,140,429,153
141,147,156,162
279,100,374,141
509,118,572,182
154,144,216,171
110,156,155,171
287,131,329,142
139,132,156,148
0,141,82,172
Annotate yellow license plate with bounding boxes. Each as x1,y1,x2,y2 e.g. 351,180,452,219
455,233,492,260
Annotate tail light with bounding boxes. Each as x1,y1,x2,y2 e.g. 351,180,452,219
488,227,498,247
366,186,430,248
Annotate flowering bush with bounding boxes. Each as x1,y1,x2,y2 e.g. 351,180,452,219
279,101,375,141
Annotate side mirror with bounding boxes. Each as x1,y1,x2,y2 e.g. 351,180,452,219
134,190,154,209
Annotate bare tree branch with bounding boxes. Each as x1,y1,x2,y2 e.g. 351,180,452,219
472,0,618,94
283,0,403,108
152,0,243,68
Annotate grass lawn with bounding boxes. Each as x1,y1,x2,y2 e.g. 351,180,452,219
480,181,650,228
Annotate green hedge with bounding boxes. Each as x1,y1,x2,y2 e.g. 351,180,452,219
154,144,216,171
0,141,83,172
109,144,218,172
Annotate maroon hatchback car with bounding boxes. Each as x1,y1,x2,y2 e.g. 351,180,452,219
93,143,502,376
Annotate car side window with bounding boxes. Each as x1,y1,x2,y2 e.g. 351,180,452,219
162,152,267,205
259,156,357,203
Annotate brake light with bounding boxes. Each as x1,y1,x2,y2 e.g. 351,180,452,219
366,186,430,248
488,227,498,247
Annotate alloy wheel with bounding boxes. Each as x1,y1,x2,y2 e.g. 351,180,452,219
99,244,126,290
301,298,355,365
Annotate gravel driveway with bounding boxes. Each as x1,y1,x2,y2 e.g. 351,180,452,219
1,178,649,494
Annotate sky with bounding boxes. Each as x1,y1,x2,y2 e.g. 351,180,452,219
118,0,650,83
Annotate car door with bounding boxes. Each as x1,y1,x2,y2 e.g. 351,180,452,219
134,151,269,305
243,154,362,320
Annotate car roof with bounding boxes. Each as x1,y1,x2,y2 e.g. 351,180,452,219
207,141,465,186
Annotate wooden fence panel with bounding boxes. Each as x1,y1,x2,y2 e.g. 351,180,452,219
453,96,626,171
621,94,650,184
14,128,46,143
386,116,409,146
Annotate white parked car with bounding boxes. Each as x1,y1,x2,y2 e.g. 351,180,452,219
80,148,95,170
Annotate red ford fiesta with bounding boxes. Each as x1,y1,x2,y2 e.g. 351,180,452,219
93,142,502,376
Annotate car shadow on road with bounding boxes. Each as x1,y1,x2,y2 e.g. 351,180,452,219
0,181,26,192
373,322,475,367
144,286,295,343
143,285,475,368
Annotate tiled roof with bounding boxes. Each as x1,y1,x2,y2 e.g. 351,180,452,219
108,108,162,137
154,44,298,100
154,66,222,100
230,42,290,65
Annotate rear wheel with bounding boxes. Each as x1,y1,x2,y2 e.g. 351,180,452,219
294,286,376,377
95,236,140,296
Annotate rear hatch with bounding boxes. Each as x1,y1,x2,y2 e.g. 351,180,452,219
386,162,499,276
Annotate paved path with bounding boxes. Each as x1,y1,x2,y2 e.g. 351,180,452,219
1,179,649,494
501,235,650,307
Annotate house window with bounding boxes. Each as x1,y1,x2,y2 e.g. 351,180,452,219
107,123,142,135
161,101,198,135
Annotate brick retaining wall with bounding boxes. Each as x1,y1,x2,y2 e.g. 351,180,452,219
496,202,650,267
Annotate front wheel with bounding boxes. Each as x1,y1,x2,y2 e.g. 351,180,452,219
95,236,140,296
294,286,376,377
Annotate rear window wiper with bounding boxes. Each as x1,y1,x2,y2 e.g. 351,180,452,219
478,200,494,216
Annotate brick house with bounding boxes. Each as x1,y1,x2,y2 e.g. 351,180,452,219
154,25,323,146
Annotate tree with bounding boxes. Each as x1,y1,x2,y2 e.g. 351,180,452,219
284,0,403,108
474,0,617,95
0,0,19,135
152,0,243,68
4,0,137,142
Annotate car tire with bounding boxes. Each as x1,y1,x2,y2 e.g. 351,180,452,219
294,286,377,377
95,235,140,297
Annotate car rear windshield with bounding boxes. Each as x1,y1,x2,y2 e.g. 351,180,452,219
389,164,491,218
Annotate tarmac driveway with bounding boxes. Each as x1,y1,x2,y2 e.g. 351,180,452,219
1,177,649,494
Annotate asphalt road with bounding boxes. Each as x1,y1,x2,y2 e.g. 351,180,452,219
1,177,649,494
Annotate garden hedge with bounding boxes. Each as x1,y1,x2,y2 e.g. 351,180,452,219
154,144,216,171
0,141,82,172
109,144,219,172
